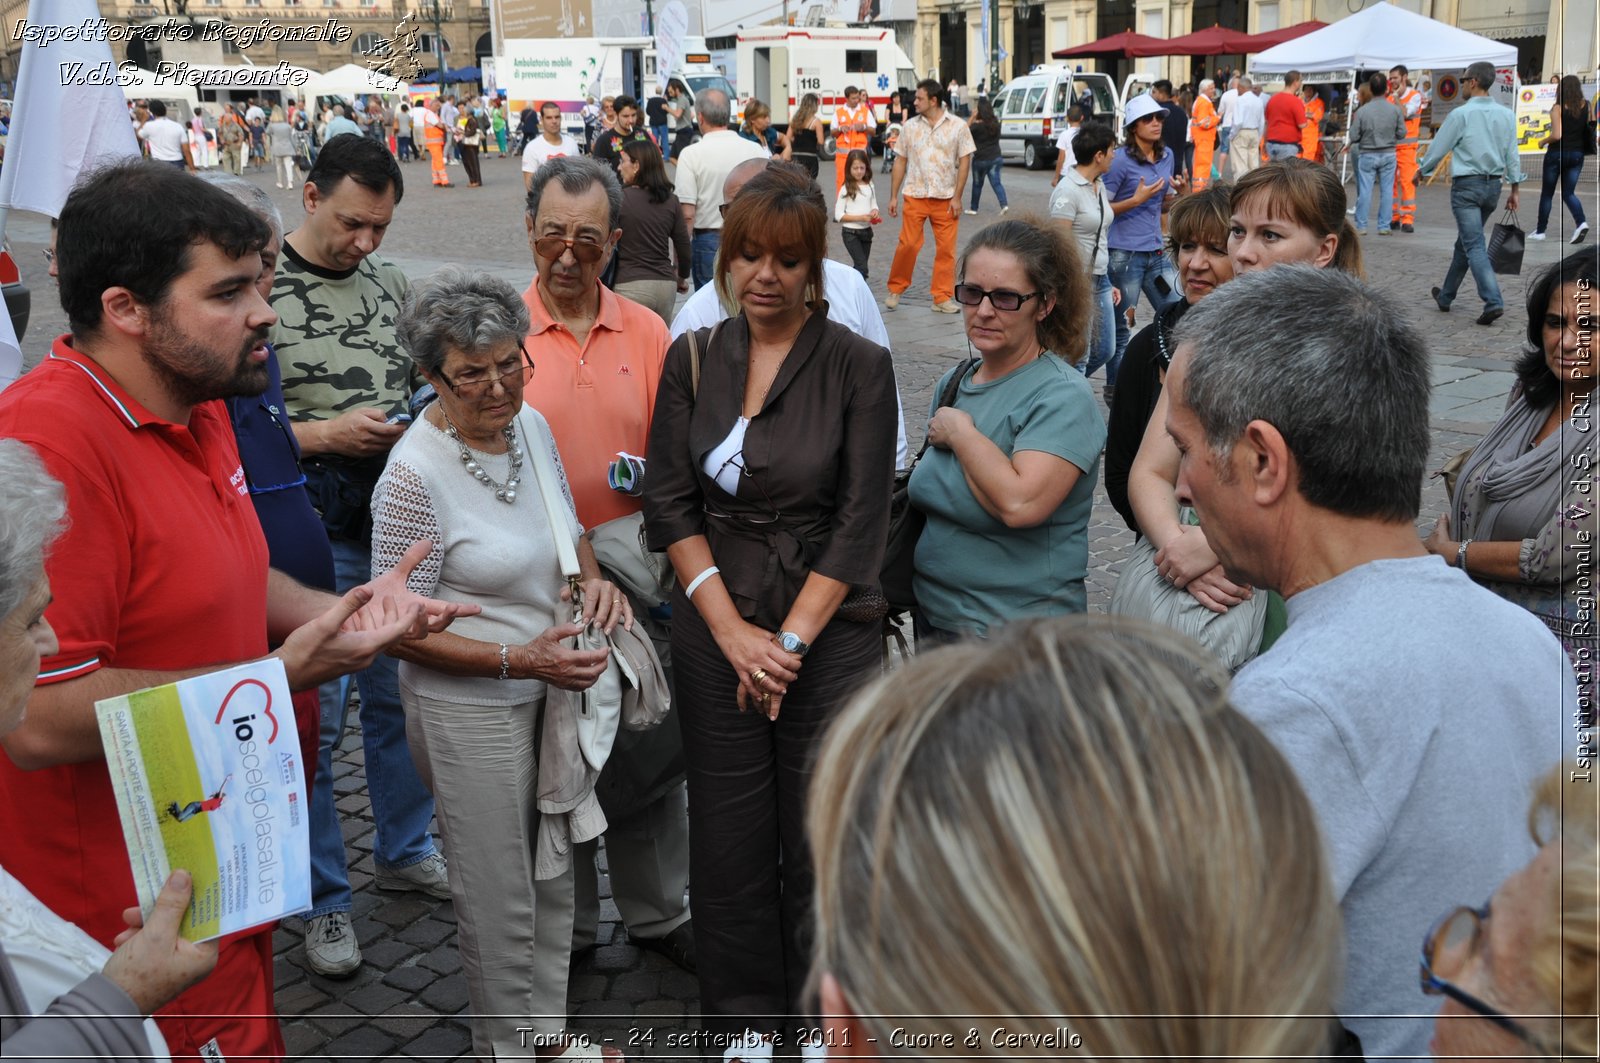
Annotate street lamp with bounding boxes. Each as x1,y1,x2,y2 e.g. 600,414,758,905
417,1,452,88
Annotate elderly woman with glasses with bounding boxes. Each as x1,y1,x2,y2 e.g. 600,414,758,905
644,164,897,1052
908,217,1103,641
1421,764,1598,1059
372,267,631,1063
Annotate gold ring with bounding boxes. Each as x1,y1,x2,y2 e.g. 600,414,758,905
751,668,769,686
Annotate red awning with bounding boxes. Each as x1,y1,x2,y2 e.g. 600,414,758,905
1052,29,1169,59
1154,24,1257,56
1239,21,1327,50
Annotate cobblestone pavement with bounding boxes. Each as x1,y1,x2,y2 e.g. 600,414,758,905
7,150,1597,1061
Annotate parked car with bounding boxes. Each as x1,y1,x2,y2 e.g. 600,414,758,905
2,242,28,342
991,67,1119,168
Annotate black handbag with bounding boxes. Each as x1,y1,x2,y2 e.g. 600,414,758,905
1487,209,1525,275
879,358,976,614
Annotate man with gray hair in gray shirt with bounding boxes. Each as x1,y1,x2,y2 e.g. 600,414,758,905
1162,265,1572,1061
1348,72,1407,236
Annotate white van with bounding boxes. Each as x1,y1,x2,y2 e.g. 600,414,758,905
991,67,1118,168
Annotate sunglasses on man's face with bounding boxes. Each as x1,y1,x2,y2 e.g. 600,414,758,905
534,235,609,264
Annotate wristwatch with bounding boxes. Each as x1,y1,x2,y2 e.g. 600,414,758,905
777,631,811,658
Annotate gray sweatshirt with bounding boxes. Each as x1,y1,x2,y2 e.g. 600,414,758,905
1349,96,1407,151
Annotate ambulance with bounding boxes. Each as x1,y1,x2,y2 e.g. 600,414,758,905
734,24,916,154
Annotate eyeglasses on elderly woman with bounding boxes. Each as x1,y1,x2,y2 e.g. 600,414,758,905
1419,901,1549,1052
435,344,536,400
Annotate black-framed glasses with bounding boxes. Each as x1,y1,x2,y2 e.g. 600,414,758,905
1420,902,1547,1051
953,283,1041,312
707,452,782,525
533,234,609,264
436,344,535,400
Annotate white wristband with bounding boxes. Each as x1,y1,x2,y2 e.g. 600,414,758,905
684,565,720,600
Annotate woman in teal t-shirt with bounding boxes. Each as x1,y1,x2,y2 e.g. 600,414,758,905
908,218,1107,638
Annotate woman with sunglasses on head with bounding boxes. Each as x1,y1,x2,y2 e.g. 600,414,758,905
1125,159,1359,634
372,267,632,1063
1421,764,1597,1060
644,165,898,1056
909,218,1101,641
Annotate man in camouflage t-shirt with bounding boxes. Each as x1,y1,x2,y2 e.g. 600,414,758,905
272,134,447,979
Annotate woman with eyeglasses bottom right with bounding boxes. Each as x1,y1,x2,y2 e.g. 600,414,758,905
1422,764,1597,1060
908,218,1104,641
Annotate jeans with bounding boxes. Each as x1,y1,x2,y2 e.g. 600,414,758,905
306,537,440,917
1080,272,1117,379
692,229,720,290
1216,126,1233,156
396,135,415,161
1537,150,1588,233
1354,149,1397,231
841,226,873,278
1438,175,1503,313
652,123,670,158
969,156,1007,210
1108,248,1181,387
1266,140,1302,162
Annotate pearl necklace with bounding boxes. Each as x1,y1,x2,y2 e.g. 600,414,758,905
442,413,523,503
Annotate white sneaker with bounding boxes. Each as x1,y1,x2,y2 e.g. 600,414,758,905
375,851,451,899
1001,205,1010,214
1573,222,1590,244
962,209,977,215
305,911,361,977
1529,230,1547,241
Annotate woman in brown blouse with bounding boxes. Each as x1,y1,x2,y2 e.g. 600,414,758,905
644,165,897,1049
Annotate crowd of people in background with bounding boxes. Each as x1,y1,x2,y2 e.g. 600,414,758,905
10,55,1597,1063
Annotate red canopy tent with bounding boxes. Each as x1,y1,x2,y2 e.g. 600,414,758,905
1051,29,1169,59
1240,21,1327,50
1155,24,1256,55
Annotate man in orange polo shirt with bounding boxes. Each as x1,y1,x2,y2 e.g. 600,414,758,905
519,154,695,972
0,160,473,1061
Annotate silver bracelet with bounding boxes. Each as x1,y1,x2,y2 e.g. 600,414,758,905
1456,538,1473,572
497,643,510,681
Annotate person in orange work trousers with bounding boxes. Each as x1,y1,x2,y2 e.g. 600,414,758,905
1388,65,1424,231
1191,79,1220,189
1301,83,1325,162
421,97,453,188
833,85,874,190
885,79,975,314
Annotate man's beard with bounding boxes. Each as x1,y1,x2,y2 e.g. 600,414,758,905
146,301,271,407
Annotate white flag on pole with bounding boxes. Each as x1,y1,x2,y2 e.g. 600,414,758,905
0,0,140,388
0,0,141,218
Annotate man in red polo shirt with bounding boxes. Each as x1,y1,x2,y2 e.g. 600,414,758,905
1264,70,1309,163
0,160,474,1060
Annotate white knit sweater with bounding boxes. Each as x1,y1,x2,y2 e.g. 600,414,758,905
372,406,583,706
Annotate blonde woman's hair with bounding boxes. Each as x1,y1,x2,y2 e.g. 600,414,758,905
808,616,1343,1059
1527,766,1599,1059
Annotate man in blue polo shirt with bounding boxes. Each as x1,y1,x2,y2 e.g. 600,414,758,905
1104,93,1183,404
1418,61,1523,326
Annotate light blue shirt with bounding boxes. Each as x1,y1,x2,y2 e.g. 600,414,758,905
324,115,362,141
1418,95,1525,183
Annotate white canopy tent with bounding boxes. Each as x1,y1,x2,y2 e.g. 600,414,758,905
303,63,411,101
1250,2,1517,74
1249,3,1518,181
